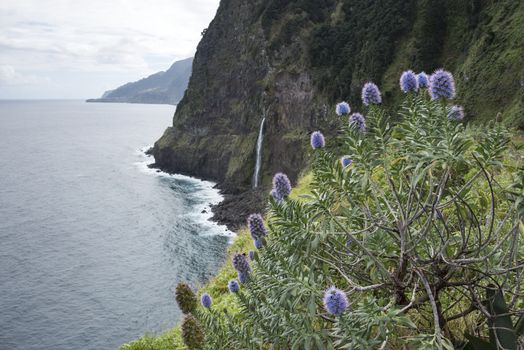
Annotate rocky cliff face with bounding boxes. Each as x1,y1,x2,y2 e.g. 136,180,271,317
153,0,524,196
88,57,193,105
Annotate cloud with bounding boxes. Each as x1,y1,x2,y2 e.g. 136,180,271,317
0,65,16,82
0,65,51,86
0,0,220,98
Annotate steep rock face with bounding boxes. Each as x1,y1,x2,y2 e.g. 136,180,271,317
153,0,524,194
153,0,323,193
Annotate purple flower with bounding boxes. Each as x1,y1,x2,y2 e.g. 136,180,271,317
200,293,212,308
336,102,351,116
248,250,255,260
349,113,366,132
310,131,325,149
323,286,349,315
429,69,456,100
254,239,263,249
400,70,418,93
270,188,281,202
248,214,266,240
448,105,464,121
345,237,356,255
417,72,429,88
272,173,291,200
228,280,240,293
340,156,353,168
232,253,250,274
238,271,249,284
361,82,382,106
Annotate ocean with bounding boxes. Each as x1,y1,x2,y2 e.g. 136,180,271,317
0,100,233,350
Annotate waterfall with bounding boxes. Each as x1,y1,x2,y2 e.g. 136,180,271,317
253,117,266,188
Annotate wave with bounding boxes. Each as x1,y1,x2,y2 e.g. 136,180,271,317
134,145,235,240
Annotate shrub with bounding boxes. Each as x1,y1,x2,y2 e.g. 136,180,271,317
176,71,523,349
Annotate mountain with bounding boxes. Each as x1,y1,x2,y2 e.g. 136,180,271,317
87,57,193,105
152,0,524,201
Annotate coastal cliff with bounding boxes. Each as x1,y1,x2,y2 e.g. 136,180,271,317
87,57,193,105
152,0,524,207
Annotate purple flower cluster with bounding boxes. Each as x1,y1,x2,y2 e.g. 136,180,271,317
232,253,250,274
349,113,366,132
429,69,456,100
323,286,349,315
254,239,264,249
417,72,429,88
361,82,382,106
228,279,240,293
340,156,353,168
248,214,266,240
448,105,464,121
310,131,325,149
345,237,356,255
200,293,212,309
336,101,351,116
232,253,251,284
248,250,255,260
271,173,292,202
400,70,418,93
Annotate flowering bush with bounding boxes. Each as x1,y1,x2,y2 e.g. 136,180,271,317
349,112,366,132
177,70,524,349
310,131,326,149
361,82,382,106
200,293,212,309
323,286,349,315
400,70,419,92
336,101,351,116
417,72,429,88
271,172,292,202
429,69,456,100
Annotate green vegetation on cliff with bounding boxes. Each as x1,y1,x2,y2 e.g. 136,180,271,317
119,229,256,350
118,179,315,350
141,0,524,348
88,58,193,105
153,0,524,194
126,75,524,348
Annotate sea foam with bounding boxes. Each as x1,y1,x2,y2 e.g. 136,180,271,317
135,146,235,239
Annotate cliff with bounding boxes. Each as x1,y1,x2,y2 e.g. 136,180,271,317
87,57,193,105
152,0,524,199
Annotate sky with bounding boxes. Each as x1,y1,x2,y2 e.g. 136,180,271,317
0,0,220,99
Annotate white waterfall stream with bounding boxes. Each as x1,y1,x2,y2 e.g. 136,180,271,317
253,117,266,188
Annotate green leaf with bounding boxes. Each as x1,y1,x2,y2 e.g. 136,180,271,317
486,286,518,350
463,333,497,350
514,314,524,337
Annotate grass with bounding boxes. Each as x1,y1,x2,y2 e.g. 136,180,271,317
289,171,313,200
118,327,186,350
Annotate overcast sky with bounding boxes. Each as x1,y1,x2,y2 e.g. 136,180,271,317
0,0,220,99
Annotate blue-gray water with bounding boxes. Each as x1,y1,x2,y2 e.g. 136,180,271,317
0,100,232,350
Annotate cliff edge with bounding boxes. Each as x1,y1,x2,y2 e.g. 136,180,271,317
153,0,524,201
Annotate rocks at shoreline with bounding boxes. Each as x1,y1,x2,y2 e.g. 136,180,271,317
211,190,267,231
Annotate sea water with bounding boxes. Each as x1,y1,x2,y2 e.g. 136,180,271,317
0,100,233,350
